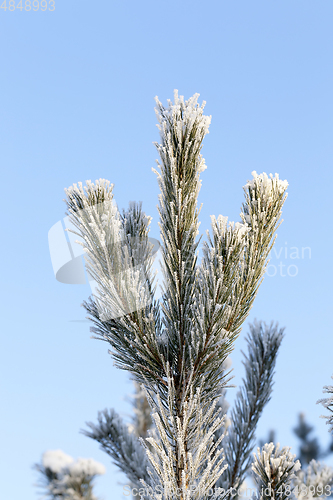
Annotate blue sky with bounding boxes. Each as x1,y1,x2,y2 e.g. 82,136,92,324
1,1,333,499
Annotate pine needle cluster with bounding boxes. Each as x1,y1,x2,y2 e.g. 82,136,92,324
61,91,333,500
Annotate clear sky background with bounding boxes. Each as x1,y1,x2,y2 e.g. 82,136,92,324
1,1,333,499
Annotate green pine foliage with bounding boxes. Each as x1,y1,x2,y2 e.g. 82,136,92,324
63,91,294,500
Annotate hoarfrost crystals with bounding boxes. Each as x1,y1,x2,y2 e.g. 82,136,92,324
293,459,333,500
317,374,333,434
64,180,154,322
252,442,300,498
37,450,105,500
245,171,289,200
60,92,290,500
155,89,211,139
68,457,106,476
42,449,74,473
42,449,105,477
211,215,250,244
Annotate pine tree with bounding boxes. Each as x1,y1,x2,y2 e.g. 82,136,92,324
292,413,333,466
259,408,333,468
63,90,293,499
34,450,105,500
318,375,333,436
252,379,333,500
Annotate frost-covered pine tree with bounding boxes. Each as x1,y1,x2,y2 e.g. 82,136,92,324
318,375,333,436
251,378,333,500
62,90,293,499
34,449,105,500
292,413,333,466
259,409,333,469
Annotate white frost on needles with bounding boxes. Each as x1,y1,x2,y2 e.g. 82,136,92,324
252,442,301,489
154,89,211,174
42,450,74,473
245,171,289,198
68,457,106,477
317,374,333,434
293,459,333,500
42,450,105,477
211,215,250,244
155,89,211,135
262,442,301,480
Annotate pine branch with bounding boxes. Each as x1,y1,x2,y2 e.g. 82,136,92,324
63,185,167,391
235,172,288,332
152,90,210,386
216,320,284,497
139,370,228,500
317,375,333,435
82,408,151,489
292,459,333,499
189,173,288,416
33,450,105,500
152,90,217,495
62,92,289,500
252,442,301,500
